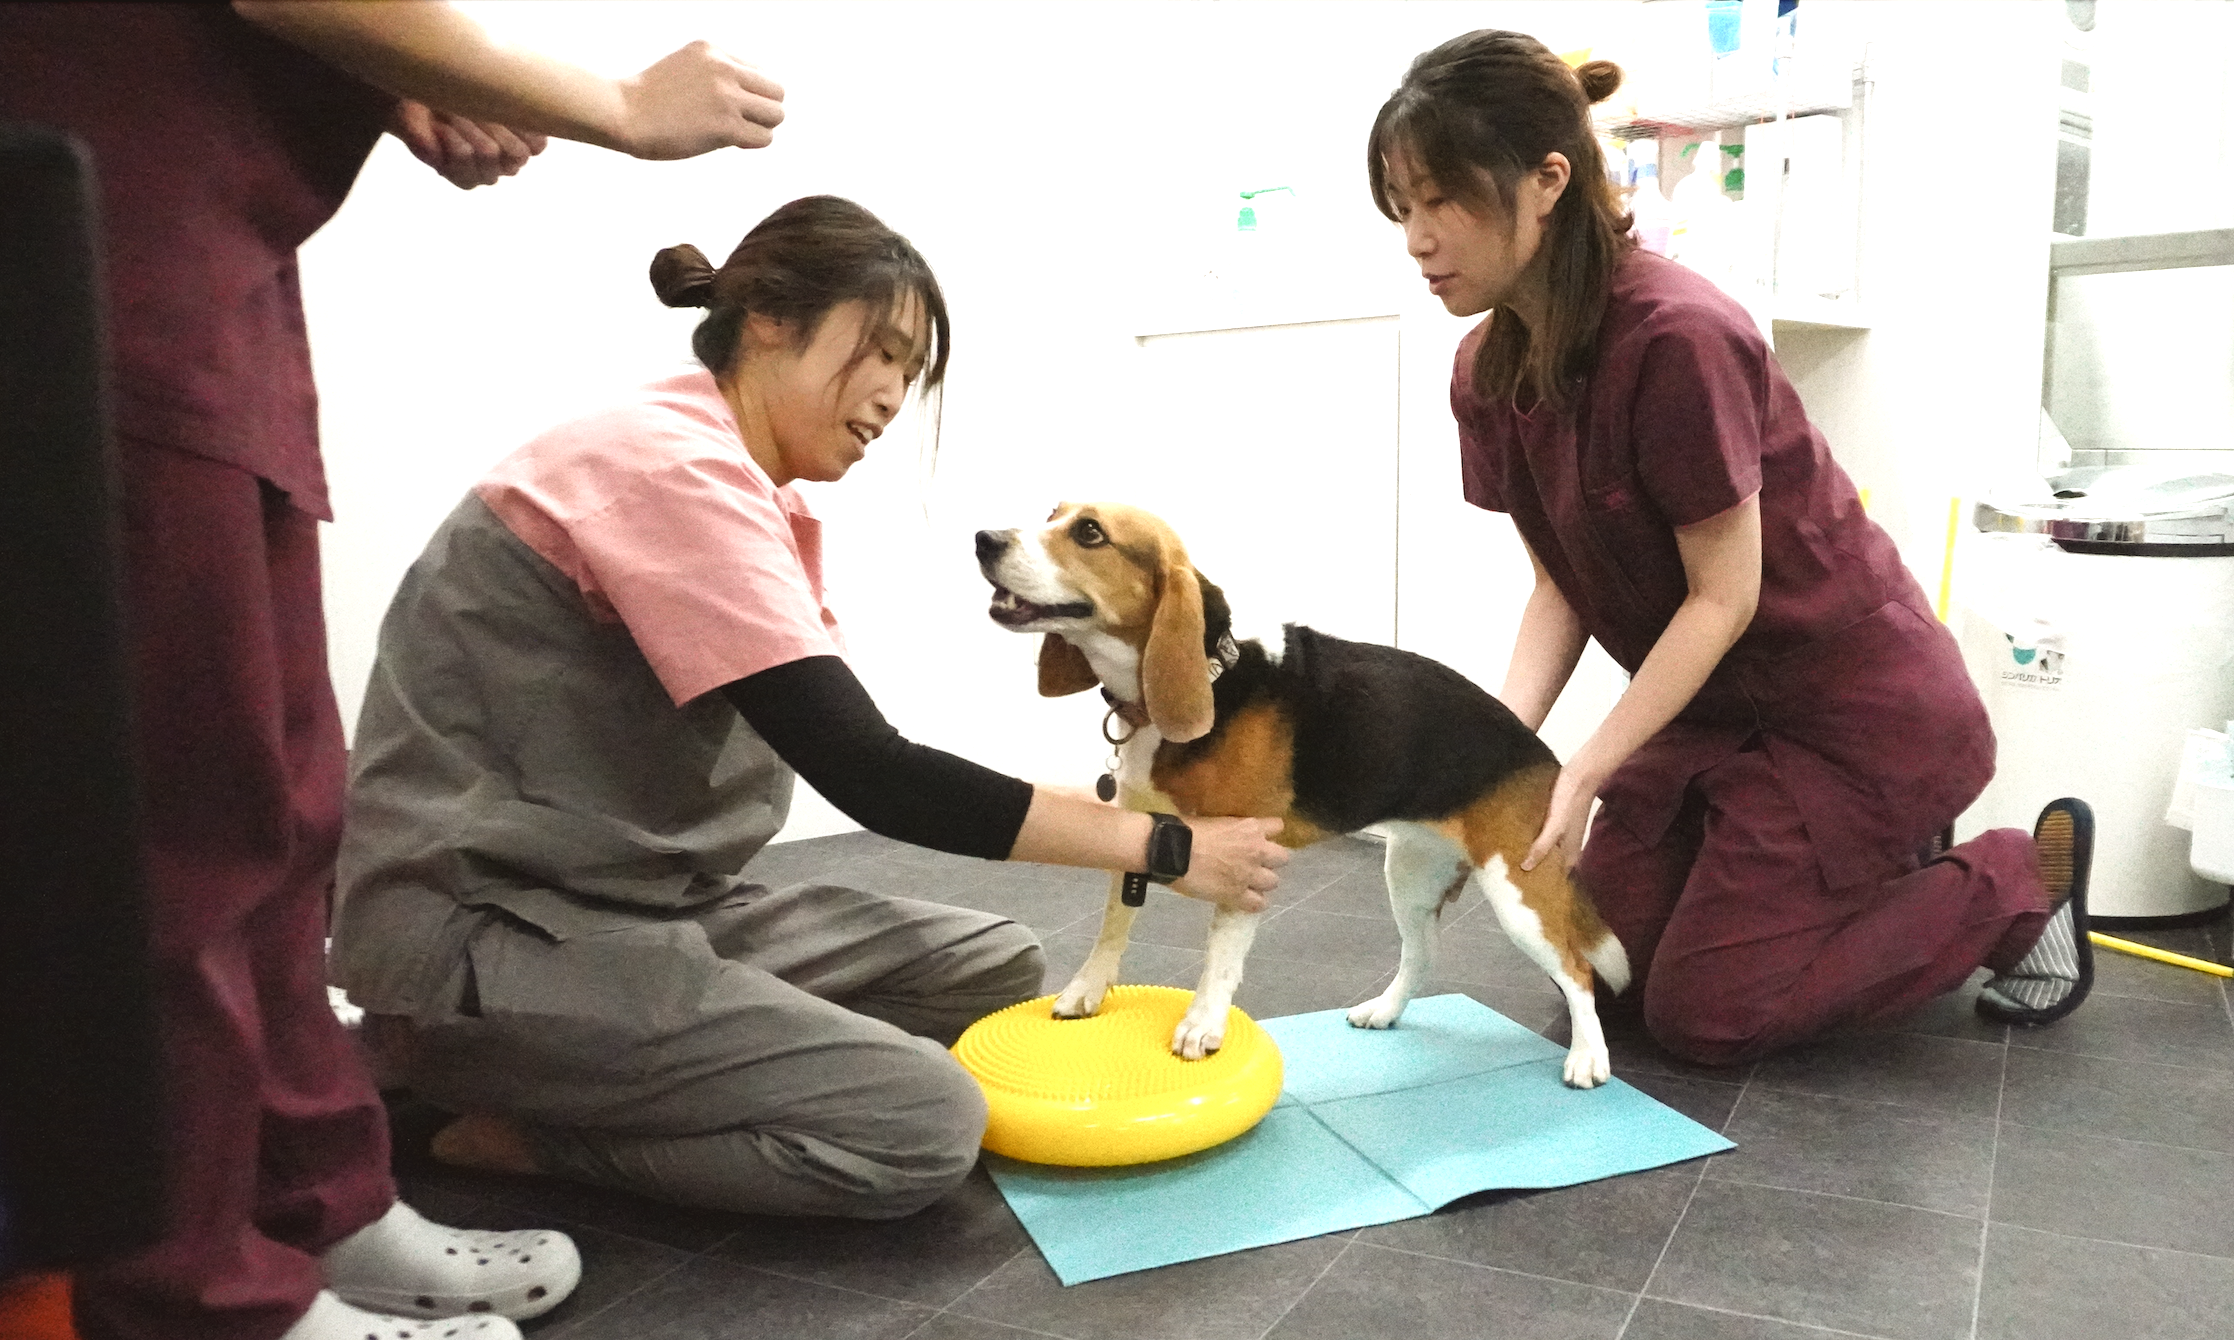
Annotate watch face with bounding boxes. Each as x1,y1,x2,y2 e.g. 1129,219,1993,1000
1148,815,1192,883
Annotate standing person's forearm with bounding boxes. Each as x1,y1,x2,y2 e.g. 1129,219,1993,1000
1500,578,1589,733
233,2,632,147
1564,495,1762,792
1565,591,1751,786
234,2,787,159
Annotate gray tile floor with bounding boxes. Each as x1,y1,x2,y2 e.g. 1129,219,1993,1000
390,832,2234,1340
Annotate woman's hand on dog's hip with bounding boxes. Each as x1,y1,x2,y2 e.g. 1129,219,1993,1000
1172,817,1288,913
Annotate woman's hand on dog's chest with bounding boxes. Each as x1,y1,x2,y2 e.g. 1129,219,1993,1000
1170,815,1288,912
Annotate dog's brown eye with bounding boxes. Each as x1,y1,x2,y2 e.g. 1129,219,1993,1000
1072,519,1107,548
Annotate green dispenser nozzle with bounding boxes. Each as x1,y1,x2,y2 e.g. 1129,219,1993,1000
1237,185,1294,231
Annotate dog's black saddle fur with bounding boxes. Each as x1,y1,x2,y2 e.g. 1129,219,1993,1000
1162,615,1557,838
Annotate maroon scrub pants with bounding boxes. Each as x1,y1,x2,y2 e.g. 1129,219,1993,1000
74,445,393,1340
1578,743,2053,1068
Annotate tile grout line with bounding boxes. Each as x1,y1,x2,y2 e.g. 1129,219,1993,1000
1966,1020,2010,1340
898,1298,1076,1340
1250,1235,1356,1340
719,1258,986,1316
1973,1217,2234,1265
2001,1035,2234,1072
898,1310,1075,1340
1999,1035,2234,1081
1611,1060,1750,1338
1994,1115,2234,1160
1728,1078,2003,1124
1625,1297,1897,1339
1349,1239,1652,1301
1688,1175,1998,1222
739,1234,1038,1319
538,1253,696,1340
926,1245,1043,1336
892,1312,940,1340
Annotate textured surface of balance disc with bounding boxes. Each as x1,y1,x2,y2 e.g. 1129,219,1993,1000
952,985,1284,1167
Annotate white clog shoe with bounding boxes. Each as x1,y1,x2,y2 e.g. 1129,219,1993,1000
322,1201,582,1322
279,1289,524,1340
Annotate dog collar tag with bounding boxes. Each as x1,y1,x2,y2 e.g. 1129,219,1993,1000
1096,772,1117,803
1207,632,1239,682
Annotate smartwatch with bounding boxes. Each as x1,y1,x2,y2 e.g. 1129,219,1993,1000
1142,812,1193,885
1121,813,1193,907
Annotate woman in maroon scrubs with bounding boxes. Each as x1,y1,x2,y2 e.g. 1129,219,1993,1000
0,5,783,1338
1368,30,2096,1067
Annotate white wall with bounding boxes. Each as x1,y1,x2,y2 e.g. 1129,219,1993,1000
302,1,2100,846
2085,0,2234,240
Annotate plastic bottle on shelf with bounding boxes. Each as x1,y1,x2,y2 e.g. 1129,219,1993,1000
1719,141,1746,200
1607,142,1635,222
1668,144,1736,287
1774,0,1801,80
1629,161,1674,257
1708,0,1780,102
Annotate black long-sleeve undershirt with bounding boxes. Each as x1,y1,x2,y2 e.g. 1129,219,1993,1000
721,655,1036,861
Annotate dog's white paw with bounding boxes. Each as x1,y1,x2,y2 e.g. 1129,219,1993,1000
1345,991,1407,1030
1562,1041,1611,1089
1170,1008,1226,1060
1051,975,1111,1019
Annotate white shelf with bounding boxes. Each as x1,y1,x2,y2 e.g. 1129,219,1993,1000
1131,302,1400,343
1129,267,1409,343
1597,65,1862,140
1771,293,1870,331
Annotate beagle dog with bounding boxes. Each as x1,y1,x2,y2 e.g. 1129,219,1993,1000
975,503,1631,1087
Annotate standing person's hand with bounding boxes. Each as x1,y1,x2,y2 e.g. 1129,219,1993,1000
1171,817,1288,913
388,100,546,188
1523,763,1604,874
615,40,785,159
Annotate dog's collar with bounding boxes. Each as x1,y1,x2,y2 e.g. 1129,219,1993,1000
1100,633,1240,737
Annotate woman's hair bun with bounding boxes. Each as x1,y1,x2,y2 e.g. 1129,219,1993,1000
1575,59,1624,105
649,243,718,308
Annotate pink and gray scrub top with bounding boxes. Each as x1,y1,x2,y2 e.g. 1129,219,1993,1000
332,371,845,1018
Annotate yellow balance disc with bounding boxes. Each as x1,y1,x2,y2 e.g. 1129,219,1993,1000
952,985,1284,1167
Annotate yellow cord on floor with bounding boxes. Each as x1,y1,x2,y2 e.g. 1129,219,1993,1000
2089,931,2234,978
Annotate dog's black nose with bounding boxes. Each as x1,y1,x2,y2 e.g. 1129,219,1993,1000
975,529,1012,563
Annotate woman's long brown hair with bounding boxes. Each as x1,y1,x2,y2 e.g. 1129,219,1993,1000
1368,31,1633,412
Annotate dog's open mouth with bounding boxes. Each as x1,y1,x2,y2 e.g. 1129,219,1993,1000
987,585,1093,627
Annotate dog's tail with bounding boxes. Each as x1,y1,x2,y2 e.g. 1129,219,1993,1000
1582,932,1632,996
1568,876,1633,996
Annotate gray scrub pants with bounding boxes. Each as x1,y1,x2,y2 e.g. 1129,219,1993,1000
397,882,1043,1220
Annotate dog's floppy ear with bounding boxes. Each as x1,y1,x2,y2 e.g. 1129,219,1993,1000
1141,548,1214,742
1038,633,1099,697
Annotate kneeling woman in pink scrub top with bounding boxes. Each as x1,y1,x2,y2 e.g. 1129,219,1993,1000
1369,31,2096,1066
330,195,1288,1219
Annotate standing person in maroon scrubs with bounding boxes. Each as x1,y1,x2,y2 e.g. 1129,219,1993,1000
0,5,785,1339
1366,30,2098,1069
